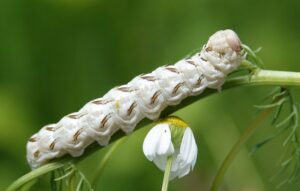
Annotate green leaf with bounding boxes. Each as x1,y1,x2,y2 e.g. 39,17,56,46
275,112,295,129
254,97,287,109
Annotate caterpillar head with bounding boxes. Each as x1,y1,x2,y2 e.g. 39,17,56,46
206,29,242,54
203,29,245,76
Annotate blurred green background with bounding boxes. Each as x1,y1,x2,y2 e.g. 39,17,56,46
1,0,300,190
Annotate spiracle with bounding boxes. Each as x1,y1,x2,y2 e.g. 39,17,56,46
26,29,245,169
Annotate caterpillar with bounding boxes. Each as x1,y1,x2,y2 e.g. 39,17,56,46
27,29,245,169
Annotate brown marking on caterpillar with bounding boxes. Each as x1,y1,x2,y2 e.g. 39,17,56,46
127,101,137,116
56,124,62,130
205,45,212,52
45,126,55,131
49,140,56,150
200,57,208,62
172,82,185,94
165,66,180,74
34,150,40,158
101,113,111,128
219,52,225,57
150,91,161,104
29,137,37,142
186,60,195,66
91,98,113,105
197,74,204,85
68,113,86,119
140,74,157,81
117,86,135,92
73,129,82,142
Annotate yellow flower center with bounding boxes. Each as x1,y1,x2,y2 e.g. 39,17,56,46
159,116,188,129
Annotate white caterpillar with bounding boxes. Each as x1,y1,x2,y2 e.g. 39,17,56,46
27,29,244,169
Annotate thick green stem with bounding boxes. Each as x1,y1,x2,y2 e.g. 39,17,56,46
250,70,300,86
161,157,173,191
7,69,300,191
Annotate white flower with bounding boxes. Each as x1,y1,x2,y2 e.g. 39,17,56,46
143,117,198,180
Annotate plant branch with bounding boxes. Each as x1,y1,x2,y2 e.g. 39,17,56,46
7,69,300,191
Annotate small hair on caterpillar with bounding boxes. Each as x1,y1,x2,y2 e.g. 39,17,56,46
26,29,245,169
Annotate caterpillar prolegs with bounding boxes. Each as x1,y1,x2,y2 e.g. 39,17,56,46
27,29,245,169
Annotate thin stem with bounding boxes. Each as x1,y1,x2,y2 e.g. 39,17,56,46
6,161,67,191
68,171,76,191
7,69,300,191
161,157,173,191
210,108,274,191
19,180,37,191
91,137,126,188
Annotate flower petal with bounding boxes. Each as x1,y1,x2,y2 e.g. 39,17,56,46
155,124,174,156
169,171,178,180
176,127,198,177
153,155,167,171
187,129,198,168
143,125,163,161
177,164,191,178
179,128,193,162
169,161,190,180
190,137,198,169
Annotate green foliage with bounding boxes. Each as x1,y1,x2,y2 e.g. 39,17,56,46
242,44,264,69
51,164,93,191
252,87,300,187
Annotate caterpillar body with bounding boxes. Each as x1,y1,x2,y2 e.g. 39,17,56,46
27,29,244,169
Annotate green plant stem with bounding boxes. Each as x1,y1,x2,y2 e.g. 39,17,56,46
7,69,300,191
7,161,67,191
19,179,37,191
161,157,173,191
91,137,126,189
210,108,274,191
69,171,76,191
